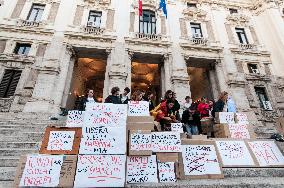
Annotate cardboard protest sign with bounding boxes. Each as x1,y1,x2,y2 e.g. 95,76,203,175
127,155,158,184
180,140,223,179
129,130,152,156
158,162,176,182
14,155,77,188
171,123,184,133
215,140,256,167
128,101,150,116
66,110,84,127
228,123,251,139
79,126,126,154
248,140,284,167
215,112,235,124
84,103,127,127
235,113,249,123
18,155,63,187
40,127,82,155
152,132,181,152
74,155,126,187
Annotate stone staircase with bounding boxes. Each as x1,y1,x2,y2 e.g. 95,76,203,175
0,112,66,187
0,112,284,187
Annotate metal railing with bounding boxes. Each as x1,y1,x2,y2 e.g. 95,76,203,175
18,20,40,27
190,37,208,45
239,43,256,50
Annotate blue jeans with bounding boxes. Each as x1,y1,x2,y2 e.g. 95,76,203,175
185,124,199,135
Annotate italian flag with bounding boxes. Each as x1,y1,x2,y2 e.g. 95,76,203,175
139,0,142,16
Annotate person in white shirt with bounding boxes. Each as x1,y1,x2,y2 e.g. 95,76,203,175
120,87,130,104
79,89,97,111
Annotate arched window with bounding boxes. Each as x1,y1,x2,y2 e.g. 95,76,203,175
139,10,156,34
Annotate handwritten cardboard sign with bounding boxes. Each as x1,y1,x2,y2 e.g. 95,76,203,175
215,140,256,167
129,130,152,156
127,155,158,184
158,162,176,182
216,112,235,124
171,123,184,133
79,126,126,154
180,140,223,179
19,155,63,187
248,141,284,167
39,127,82,155
128,101,150,116
66,110,84,127
84,103,127,127
14,155,77,188
74,155,126,187
151,132,181,152
235,113,249,123
228,123,251,139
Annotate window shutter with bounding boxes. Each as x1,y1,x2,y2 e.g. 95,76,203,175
36,43,47,57
249,26,259,45
0,40,6,53
73,5,84,26
47,2,60,23
129,12,135,32
6,71,22,97
179,18,187,38
225,24,234,43
11,0,26,19
0,70,22,98
161,16,166,35
106,9,115,30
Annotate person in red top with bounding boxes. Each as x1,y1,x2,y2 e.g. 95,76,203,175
197,97,210,119
155,99,178,131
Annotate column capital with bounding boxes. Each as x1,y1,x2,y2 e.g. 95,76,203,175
105,47,113,56
126,48,134,60
66,45,76,58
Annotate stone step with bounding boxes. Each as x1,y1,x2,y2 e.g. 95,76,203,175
0,129,45,136
0,167,16,181
0,148,38,157
0,141,40,149
0,135,44,142
0,127,47,133
223,168,284,178
0,181,13,188
0,156,20,167
127,177,284,188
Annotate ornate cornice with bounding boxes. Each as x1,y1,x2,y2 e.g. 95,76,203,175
226,13,250,26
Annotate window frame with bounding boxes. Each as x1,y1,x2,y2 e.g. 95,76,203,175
139,10,156,34
14,43,31,55
247,63,259,74
87,11,102,28
229,8,238,14
235,28,249,44
254,87,269,109
187,3,197,8
27,4,45,22
190,22,203,38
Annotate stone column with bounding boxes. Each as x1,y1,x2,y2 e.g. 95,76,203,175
214,59,228,92
23,36,72,113
163,53,172,93
208,69,219,100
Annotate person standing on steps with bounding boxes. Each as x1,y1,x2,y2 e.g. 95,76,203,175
105,87,122,104
78,89,97,111
120,87,131,104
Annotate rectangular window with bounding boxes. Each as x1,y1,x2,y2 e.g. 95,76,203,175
235,28,248,44
14,43,31,55
27,4,45,22
0,69,22,98
254,87,271,109
247,64,259,74
229,8,238,14
187,3,197,8
139,10,156,34
87,11,102,28
190,23,203,38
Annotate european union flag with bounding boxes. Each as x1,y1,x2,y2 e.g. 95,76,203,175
159,0,167,18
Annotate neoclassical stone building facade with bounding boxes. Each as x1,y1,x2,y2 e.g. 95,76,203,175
0,0,284,135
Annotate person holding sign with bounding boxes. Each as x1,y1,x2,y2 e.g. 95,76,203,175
131,90,143,101
78,89,97,111
155,100,179,131
120,87,131,104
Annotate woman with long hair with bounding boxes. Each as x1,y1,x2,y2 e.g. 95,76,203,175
212,91,229,117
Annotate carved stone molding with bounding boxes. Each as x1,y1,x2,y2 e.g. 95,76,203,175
183,7,208,21
0,53,35,66
226,13,250,26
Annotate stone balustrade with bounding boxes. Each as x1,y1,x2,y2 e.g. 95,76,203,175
239,43,257,50
83,26,105,35
134,32,163,41
17,20,40,27
190,37,208,45
0,97,13,112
